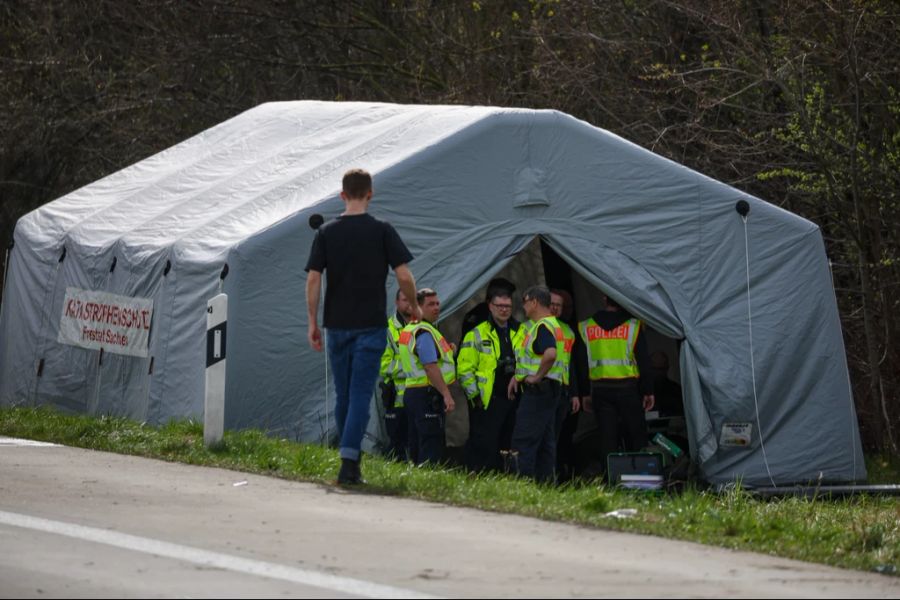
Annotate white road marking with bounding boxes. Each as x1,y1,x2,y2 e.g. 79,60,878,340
0,437,59,447
0,510,439,599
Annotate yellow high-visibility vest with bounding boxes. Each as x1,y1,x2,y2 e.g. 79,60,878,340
457,320,525,408
577,317,641,380
514,316,566,383
398,321,457,388
558,321,575,386
379,314,406,407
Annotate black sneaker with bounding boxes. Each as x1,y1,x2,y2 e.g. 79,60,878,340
337,458,362,485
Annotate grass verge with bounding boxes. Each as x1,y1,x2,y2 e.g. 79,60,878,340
1,406,898,576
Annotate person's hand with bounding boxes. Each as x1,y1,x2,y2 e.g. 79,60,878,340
581,396,593,413
408,303,423,323
308,323,323,351
444,392,455,413
524,374,541,385
643,394,656,412
380,381,397,410
450,342,457,354
571,397,581,414
507,378,518,400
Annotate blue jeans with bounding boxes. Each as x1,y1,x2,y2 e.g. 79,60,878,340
326,326,387,461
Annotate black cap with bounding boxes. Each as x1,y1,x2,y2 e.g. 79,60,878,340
485,277,516,299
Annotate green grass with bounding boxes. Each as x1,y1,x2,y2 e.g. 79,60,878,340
2,406,898,576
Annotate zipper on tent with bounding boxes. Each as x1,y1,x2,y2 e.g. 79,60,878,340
31,246,67,403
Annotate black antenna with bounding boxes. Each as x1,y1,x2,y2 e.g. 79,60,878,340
736,200,750,218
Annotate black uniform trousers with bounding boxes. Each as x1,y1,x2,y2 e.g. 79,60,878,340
511,379,561,483
383,404,408,461
404,386,445,465
591,379,648,474
555,385,578,481
465,387,514,473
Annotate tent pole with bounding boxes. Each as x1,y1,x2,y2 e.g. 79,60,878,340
740,209,776,488
324,329,329,447
0,244,10,324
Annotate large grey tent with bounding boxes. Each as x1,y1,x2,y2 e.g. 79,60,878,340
0,101,865,486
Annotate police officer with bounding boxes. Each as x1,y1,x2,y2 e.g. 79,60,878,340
398,288,456,465
577,295,655,477
506,285,566,483
458,287,524,473
379,289,412,461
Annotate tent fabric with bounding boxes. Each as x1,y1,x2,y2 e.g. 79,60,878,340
0,100,865,486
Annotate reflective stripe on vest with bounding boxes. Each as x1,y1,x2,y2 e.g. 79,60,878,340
379,315,407,406
578,317,640,380
398,322,457,388
515,316,566,383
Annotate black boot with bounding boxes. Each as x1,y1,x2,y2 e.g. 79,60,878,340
337,458,362,485
355,454,366,484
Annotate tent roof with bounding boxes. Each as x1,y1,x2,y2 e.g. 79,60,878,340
20,100,817,266
17,102,527,262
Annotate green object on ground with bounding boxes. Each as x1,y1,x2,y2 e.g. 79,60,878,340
653,432,683,458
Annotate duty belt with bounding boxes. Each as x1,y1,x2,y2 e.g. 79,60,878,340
590,378,639,389
521,379,560,393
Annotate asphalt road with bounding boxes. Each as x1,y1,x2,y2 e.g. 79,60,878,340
0,437,897,598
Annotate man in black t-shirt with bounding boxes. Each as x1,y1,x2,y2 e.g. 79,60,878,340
305,169,420,485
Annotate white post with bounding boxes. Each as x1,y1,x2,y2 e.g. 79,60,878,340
205,293,227,447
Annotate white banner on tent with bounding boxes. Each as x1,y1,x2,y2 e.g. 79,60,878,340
58,287,153,358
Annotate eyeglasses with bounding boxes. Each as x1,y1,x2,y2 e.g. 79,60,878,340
491,302,513,310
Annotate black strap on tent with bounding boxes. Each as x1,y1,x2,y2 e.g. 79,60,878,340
218,263,229,293
109,256,117,273
163,260,171,276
